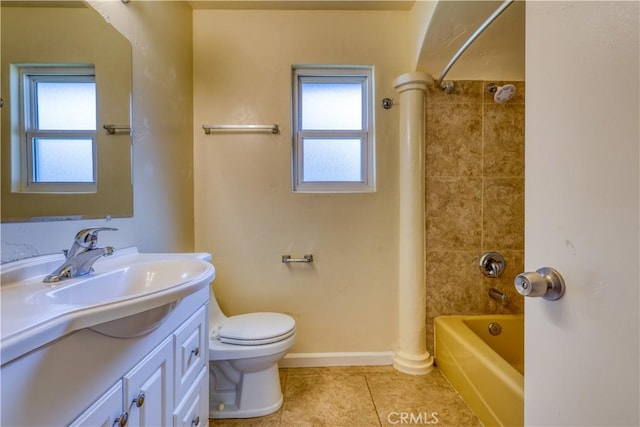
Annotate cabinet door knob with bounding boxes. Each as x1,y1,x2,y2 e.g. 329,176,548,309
192,415,200,426
191,347,200,357
133,392,145,408
114,411,128,427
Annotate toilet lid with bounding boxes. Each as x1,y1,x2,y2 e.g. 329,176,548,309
218,312,296,346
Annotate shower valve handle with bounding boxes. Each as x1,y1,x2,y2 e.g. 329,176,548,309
514,267,566,301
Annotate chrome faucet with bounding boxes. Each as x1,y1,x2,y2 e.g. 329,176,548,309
43,227,118,283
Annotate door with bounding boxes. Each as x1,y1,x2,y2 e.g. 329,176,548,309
124,336,175,427
525,2,639,426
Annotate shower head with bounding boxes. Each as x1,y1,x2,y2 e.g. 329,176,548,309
489,83,516,103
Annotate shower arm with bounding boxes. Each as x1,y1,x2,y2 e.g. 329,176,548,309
435,0,515,90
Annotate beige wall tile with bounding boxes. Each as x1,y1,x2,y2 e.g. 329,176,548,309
427,80,483,105
425,80,525,353
426,103,482,177
426,250,484,318
483,104,525,177
483,178,525,250
426,177,483,250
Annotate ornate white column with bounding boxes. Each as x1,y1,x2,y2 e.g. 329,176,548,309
392,72,433,375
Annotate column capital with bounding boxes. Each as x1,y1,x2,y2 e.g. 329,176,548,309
393,72,434,93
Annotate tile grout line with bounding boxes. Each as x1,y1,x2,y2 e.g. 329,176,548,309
481,81,486,254
363,372,383,427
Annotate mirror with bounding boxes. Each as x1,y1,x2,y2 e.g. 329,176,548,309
1,0,133,222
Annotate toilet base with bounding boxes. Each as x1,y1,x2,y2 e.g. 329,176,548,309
209,361,284,419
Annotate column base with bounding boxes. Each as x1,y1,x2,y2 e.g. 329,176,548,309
392,350,434,375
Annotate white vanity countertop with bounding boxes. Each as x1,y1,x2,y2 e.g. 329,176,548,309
0,247,215,365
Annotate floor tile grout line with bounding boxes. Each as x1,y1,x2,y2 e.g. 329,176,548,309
363,372,383,427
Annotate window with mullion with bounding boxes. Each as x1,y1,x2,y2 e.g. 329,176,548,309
19,66,97,191
292,66,374,192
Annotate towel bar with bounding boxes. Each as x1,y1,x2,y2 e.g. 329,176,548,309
282,254,313,264
103,124,131,134
202,124,279,135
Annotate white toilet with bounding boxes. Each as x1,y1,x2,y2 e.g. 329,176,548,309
208,288,296,419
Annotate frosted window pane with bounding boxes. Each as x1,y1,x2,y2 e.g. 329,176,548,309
33,138,94,182
36,82,96,130
302,138,362,182
301,83,362,130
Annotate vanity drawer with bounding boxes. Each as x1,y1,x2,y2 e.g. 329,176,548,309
174,304,208,403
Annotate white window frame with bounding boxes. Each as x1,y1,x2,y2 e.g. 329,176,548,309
292,66,375,193
16,65,97,193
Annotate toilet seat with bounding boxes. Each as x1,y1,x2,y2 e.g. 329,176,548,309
214,312,296,346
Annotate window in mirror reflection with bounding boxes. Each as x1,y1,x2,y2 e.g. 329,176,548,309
33,138,94,182
18,65,97,191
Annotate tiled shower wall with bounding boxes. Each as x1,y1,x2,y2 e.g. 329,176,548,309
425,81,525,354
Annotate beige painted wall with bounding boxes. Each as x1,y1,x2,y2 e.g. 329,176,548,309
409,0,437,71
2,1,194,259
193,9,411,353
88,0,194,253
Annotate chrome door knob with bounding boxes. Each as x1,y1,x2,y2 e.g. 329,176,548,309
514,267,566,301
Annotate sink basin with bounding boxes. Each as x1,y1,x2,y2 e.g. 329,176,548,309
1,247,215,365
28,259,210,306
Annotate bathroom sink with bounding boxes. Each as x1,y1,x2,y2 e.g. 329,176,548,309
28,259,210,306
1,248,215,364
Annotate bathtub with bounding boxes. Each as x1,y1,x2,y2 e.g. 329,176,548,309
434,314,523,427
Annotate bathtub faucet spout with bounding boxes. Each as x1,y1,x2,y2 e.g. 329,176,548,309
488,288,507,305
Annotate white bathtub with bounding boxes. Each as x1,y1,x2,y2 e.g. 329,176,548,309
435,314,524,427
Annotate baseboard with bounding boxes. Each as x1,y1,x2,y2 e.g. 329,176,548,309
280,351,394,368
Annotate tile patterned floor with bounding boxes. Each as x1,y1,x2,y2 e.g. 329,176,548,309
209,366,481,427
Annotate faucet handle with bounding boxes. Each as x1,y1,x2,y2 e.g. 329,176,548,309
479,252,506,278
74,227,118,249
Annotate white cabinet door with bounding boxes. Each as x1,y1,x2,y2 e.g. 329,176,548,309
173,367,208,427
69,381,124,427
124,335,175,427
174,305,207,404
